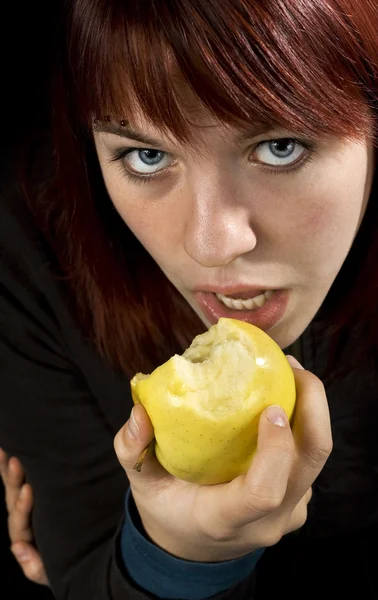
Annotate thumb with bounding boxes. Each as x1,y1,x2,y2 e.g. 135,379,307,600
114,403,169,491
219,404,295,528
245,404,294,490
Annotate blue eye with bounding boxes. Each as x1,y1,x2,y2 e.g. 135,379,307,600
123,148,173,174
253,139,306,166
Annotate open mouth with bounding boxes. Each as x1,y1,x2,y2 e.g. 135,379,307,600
193,289,289,331
215,290,274,311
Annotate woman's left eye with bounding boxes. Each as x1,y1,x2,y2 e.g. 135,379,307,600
120,148,174,174
251,138,307,167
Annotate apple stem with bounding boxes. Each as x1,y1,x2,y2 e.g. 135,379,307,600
133,440,154,472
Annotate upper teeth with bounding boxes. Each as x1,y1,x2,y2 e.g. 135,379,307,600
216,290,273,311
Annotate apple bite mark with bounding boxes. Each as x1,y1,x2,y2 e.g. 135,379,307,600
178,323,257,414
131,318,296,484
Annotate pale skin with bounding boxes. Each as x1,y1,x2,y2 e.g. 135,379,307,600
1,105,374,583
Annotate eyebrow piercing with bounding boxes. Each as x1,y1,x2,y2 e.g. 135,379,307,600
93,116,128,127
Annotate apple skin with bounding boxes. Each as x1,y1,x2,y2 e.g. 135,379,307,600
131,318,296,485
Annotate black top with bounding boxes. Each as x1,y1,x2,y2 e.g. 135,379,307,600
1,165,378,600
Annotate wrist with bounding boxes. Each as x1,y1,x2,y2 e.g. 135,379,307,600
122,489,265,599
138,509,260,563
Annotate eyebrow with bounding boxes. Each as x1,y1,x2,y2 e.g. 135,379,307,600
93,122,165,147
93,121,276,147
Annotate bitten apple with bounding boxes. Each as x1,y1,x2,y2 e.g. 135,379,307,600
130,318,296,485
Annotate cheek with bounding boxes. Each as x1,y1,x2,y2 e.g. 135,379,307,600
291,178,370,281
101,170,184,260
296,192,341,243
284,144,371,247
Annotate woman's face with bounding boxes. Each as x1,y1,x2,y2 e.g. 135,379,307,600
94,110,374,349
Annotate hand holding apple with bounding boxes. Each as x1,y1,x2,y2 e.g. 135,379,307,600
114,320,332,563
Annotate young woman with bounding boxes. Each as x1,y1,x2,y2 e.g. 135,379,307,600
1,0,377,598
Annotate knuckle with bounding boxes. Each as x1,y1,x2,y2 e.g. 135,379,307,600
268,442,295,463
324,436,334,457
305,371,326,395
8,515,23,542
305,487,313,504
246,486,284,514
7,510,16,528
259,527,284,548
194,503,235,543
297,508,308,529
206,523,234,543
290,503,308,533
7,491,21,514
16,496,27,515
303,439,333,469
197,515,231,543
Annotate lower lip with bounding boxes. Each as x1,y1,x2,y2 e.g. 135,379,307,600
193,289,289,331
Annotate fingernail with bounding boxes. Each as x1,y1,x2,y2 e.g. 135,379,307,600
266,405,288,427
286,355,304,370
11,545,31,563
127,408,139,440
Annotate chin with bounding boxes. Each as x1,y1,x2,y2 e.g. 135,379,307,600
269,313,318,350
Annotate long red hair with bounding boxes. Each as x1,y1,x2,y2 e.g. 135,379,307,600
25,0,378,380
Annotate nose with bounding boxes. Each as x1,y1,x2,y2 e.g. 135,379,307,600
183,180,257,267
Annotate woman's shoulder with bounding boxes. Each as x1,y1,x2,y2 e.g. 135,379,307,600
0,143,68,352
0,143,132,429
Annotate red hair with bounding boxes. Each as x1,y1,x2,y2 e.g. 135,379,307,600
26,0,378,380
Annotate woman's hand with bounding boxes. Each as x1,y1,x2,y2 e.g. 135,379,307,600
0,449,49,586
114,356,332,562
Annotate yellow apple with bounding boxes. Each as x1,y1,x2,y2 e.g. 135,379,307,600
130,317,296,485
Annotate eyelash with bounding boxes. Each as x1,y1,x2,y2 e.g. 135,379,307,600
109,148,167,186
257,140,317,175
109,139,317,185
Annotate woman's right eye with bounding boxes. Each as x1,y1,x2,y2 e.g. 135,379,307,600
119,148,174,175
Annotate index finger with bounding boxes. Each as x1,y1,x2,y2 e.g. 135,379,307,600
286,366,333,504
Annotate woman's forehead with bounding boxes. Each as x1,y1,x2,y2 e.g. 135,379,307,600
93,81,290,150
93,108,286,156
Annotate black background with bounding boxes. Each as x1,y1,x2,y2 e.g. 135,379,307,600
1,2,60,597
